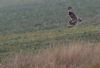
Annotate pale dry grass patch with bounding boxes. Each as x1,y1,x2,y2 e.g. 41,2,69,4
1,42,100,68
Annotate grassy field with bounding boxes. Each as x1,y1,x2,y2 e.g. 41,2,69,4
0,24,100,62
1,43,100,68
0,0,100,34
0,0,100,67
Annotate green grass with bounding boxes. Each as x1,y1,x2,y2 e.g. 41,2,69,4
0,0,100,63
0,24,100,62
0,0,100,34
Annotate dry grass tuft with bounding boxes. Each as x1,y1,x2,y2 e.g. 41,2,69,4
1,43,100,68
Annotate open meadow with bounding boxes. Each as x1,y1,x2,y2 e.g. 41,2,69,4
0,0,100,68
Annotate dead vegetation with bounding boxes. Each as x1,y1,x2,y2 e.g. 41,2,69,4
1,42,100,68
